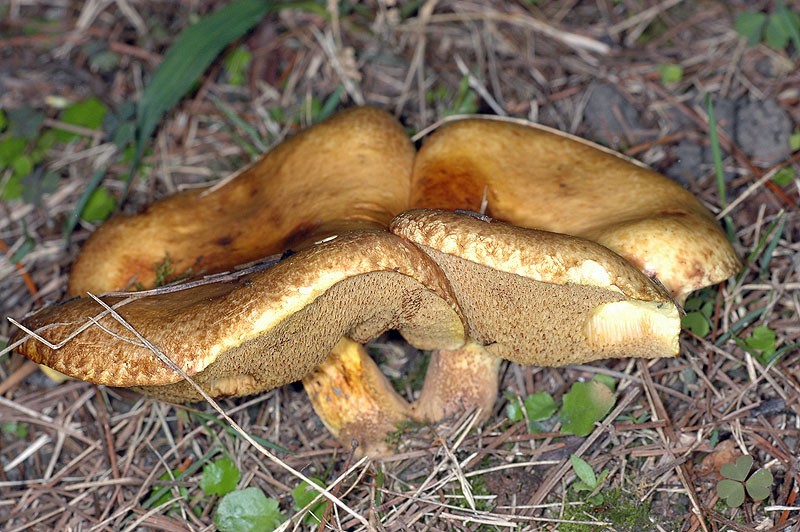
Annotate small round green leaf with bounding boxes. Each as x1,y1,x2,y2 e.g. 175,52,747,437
523,392,557,422
772,167,796,187
720,454,753,482
765,10,800,50
717,479,745,508
790,130,800,151
734,11,767,45
745,468,774,501
1,174,23,201
56,97,108,142
224,46,253,86
291,477,328,525
560,381,615,437
200,456,241,497
215,487,286,532
80,187,116,223
591,374,617,392
570,454,597,488
745,326,777,358
504,397,523,423
658,63,683,84
11,154,32,178
682,311,710,337
1,421,29,438
0,136,26,167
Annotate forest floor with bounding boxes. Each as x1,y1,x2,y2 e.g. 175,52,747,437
1,1,799,530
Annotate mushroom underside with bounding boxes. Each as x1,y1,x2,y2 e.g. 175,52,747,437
132,269,465,403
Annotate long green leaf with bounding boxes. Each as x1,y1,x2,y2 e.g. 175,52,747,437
130,0,274,184
777,0,800,53
705,94,735,240
63,165,107,242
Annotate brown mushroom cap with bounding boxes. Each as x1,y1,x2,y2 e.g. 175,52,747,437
69,106,415,295
11,107,741,454
391,209,680,366
410,118,741,301
14,230,465,401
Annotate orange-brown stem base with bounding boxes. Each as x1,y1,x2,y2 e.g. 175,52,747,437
411,340,501,424
302,337,412,457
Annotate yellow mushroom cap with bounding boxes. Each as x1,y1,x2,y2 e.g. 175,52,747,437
68,106,416,296
390,209,680,366
410,118,741,302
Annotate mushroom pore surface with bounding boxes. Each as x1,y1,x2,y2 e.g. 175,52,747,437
391,210,680,365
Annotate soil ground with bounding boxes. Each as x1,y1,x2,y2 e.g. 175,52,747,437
1,1,799,530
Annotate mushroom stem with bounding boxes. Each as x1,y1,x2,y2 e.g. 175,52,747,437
302,337,413,456
412,340,501,424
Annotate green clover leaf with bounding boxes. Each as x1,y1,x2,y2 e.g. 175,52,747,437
717,455,773,507
745,468,774,501
717,479,746,508
734,11,767,45
720,454,753,482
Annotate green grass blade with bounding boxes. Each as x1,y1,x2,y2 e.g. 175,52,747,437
62,165,107,242
317,86,346,122
759,213,786,278
715,305,768,346
188,409,291,454
769,343,800,365
140,448,220,510
705,94,736,240
777,0,800,53
208,93,267,154
129,0,275,185
730,212,785,290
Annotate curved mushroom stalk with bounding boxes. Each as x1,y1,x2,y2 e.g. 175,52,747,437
303,337,412,456
411,340,501,424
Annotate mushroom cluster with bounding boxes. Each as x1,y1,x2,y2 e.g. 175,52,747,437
11,107,740,455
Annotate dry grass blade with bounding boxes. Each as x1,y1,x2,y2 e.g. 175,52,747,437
1,2,799,530
405,10,611,55
82,293,371,529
